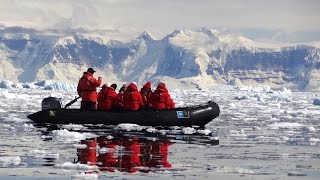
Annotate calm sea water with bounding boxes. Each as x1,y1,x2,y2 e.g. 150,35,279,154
1,87,320,179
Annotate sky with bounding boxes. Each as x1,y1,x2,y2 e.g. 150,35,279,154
1,0,320,42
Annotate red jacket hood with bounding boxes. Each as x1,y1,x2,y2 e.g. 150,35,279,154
143,82,151,89
128,83,138,91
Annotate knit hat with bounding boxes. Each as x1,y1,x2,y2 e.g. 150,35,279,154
129,82,138,90
143,81,151,89
157,82,166,89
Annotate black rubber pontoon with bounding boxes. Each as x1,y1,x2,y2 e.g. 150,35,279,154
27,101,220,127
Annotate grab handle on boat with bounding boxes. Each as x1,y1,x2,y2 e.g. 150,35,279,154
64,96,81,109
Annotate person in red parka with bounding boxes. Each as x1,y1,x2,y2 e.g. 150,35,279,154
150,82,175,110
114,84,127,110
97,84,117,111
123,82,144,111
77,68,102,110
140,82,152,108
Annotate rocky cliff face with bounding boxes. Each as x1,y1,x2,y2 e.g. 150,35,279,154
0,27,319,90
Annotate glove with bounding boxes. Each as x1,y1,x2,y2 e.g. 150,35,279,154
98,77,102,80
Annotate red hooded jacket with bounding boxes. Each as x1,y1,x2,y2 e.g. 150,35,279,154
77,72,102,103
123,83,144,110
114,91,125,109
150,83,175,110
140,82,152,107
97,85,117,110
114,85,127,109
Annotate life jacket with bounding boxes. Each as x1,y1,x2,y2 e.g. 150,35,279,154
140,87,152,107
150,83,175,110
123,83,144,110
114,91,125,109
97,85,117,110
77,72,102,103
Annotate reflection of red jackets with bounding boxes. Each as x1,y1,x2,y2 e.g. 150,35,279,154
97,85,117,110
118,138,141,173
97,138,118,172
123,83,144,110
150,84,175,110
77,72,102,102
145,142,172,168
78,138,97,166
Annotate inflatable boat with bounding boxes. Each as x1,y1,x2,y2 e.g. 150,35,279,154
27,97,220,127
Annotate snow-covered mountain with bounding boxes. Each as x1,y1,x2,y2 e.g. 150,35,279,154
0,26,320,91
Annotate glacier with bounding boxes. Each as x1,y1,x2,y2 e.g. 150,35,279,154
0,27,320,91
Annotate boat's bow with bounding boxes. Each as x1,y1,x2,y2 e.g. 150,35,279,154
189,101,220,127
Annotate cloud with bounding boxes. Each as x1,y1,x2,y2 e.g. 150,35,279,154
1,0,319,40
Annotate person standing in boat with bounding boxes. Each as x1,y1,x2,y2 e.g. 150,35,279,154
77,68,102,110
140,81,153,109
150,82,175,110
123,82,144,111
97,83,117,111
114,84,127,110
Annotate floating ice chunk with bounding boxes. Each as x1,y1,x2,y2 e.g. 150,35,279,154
182,127,196,134
115,123,144,131
0,80,14,89
16,123,35,132
210,136,219,140
229,103,236,107
55,162,98,170
71,172,98,179
234,95,249,100
106,135,114,139
0,156,21,167
281,87,292,95
197,129,211,135
62,124,85,130
229,130,246,136
216,166,254,174
27,150,59,159
253,126,261,131
0,90,16,99
305,126,317,132
268,122,304,129
52,129,97,143
146,127,157,133
308,138,320,142
73,144,87,149
253,93,266,102
313,99,320,105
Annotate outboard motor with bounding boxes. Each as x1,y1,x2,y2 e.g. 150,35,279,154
41,97,62,110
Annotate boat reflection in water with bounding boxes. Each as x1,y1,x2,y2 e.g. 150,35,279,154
77,136,173,173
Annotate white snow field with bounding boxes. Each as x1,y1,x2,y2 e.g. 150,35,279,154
0,81,320,180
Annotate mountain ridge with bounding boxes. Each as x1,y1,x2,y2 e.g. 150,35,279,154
0,26,319,91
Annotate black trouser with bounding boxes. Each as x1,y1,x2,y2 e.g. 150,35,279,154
81,101,96,110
